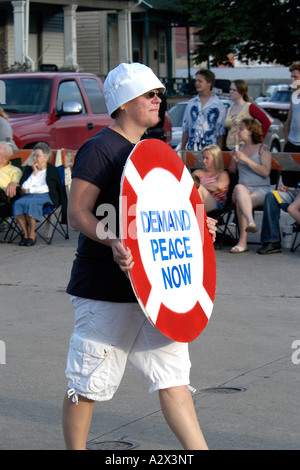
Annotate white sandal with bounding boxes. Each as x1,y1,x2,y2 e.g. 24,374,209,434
230,245,248,253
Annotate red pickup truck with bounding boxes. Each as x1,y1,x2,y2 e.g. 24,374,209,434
0,72,171,152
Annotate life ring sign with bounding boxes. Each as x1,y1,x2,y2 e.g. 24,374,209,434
120,139,216,343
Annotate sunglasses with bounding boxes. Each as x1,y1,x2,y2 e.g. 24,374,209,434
143,91,164,100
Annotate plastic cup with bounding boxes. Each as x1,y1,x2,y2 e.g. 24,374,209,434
281,225,293,249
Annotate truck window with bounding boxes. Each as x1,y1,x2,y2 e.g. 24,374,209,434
0,77,52,114
81,78,108,114
56,80,86,114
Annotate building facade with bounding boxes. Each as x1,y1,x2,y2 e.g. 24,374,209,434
0,0,189,91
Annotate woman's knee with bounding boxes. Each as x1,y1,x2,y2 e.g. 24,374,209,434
288,203,296,218
234,184,245,194
233,184,247,201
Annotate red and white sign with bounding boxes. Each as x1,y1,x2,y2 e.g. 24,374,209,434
120,139,216,342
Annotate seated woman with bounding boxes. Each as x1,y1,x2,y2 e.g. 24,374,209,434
192,144,230,213
13,142,66,246
0,142,22,228
229,119,272,253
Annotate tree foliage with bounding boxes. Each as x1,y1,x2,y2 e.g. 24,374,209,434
176,0,300,66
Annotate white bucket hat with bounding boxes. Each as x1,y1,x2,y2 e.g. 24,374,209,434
104,62,165,116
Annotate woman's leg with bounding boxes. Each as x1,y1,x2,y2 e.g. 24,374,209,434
232,184,253,249
27,214,36,240
62,393,95,450
159,386,208,450
234,184,256,227
232,187,265,251
16,214,29,238
62,300,146,450
197,185,218,213
62,386,209,451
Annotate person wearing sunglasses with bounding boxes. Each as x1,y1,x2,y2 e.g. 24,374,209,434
142,91,167,142
62,62,217,451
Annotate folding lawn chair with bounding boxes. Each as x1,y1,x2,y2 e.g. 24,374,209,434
3,165,69,245
0,158,23,243
206,171,238,250
281,170,300,253
35,165,69,244
291,223,300,253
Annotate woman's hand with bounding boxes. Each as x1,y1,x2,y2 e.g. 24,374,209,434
6,181,19,198
234,149,248,163
111,239,134,272
206,216,217,243
32,161,39,175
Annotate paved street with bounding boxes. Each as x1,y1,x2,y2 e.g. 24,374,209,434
0,217,299,450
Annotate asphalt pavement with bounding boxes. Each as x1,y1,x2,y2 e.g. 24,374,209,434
0,212,299,451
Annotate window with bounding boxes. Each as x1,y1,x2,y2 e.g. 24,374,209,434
1,78,52,114
81,78,108,114
158,30,166,64
56,80,86,113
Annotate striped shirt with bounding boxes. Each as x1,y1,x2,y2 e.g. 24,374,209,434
200,175,228,205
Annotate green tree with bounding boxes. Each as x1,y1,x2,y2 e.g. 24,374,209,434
178,0,300,66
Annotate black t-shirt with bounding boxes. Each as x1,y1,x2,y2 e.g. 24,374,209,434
66,127,137,302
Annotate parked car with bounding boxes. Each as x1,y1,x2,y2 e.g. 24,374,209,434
0,72,172,152
259,89,291,122
168,101,285,152
255,84,290,103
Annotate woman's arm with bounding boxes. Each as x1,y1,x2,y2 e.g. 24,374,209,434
68,177,133,272
249,103,271,139
200,171,230,193
192,169,205,179
237,145,272,178
228,154,238,173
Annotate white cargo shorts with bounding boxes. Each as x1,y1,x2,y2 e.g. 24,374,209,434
65,296,191,403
